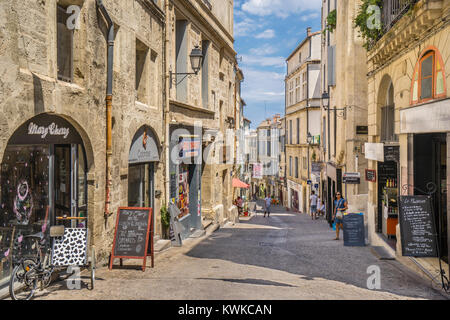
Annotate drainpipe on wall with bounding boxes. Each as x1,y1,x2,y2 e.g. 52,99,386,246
96,0,115,220
164,0,171,208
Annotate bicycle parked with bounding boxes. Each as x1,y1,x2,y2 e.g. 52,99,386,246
9,218,96,300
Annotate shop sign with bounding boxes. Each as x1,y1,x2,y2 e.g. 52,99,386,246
253,163,263,179
343,172,361,184
364,143,384,162
356,126,368,135
179,138,201,159
384,146,399,162
129,127,160,164
8,114,83,145
365,169,376,182
109,207,153,271
311,162,322,173
399,196,437,257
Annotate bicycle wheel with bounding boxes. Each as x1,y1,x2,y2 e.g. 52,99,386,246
9,261,38,300
90,247,96,290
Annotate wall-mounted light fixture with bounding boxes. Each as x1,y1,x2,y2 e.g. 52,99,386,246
170,46,203,87
321,91,346,119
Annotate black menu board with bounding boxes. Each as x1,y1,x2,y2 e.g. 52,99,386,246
109,208,153,271
399,196,437,257
343,213,365,247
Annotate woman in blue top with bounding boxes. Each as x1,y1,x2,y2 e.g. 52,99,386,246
333,192,348,240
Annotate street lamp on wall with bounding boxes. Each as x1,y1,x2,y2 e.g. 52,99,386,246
321,92,329,110
321,91,346,119
307,132,313,144
170,45,204,87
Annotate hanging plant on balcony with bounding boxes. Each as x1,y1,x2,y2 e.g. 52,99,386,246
323,9,337,34
354,0,384,50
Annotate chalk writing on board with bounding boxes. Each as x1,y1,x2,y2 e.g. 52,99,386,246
399,196,437,257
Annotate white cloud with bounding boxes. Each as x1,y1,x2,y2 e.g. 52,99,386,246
241,68,285,103
241,0,322,18
248,44,278,56
241,54,285,68
300,12,320,22
255,29,275,39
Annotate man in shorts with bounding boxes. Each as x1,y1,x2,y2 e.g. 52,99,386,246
310,191,318,220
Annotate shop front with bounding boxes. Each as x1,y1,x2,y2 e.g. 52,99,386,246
400,100,449,263
377,146,399,248
287,179,300,212
326,162,342,224
169,125,202,240
0,114,89,286
128,126,160,231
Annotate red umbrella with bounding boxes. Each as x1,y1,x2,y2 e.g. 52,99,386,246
232,178,249,189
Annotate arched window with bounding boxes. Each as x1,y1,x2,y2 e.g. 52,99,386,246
411,48,447,104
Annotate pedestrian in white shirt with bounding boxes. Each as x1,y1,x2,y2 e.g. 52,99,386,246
264,194,272,218
310,191,318,220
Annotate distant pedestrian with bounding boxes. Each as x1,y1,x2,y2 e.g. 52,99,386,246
333,192,348,240
318,200,326,217
264,194,272,217
310,191,318,220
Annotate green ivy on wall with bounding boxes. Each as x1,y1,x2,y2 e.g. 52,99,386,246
323,9,337,34
353,0,384,49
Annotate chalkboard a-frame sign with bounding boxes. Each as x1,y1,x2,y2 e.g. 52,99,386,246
109,207,154,271
399,196,438,258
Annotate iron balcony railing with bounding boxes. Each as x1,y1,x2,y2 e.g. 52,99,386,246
382,0,419,33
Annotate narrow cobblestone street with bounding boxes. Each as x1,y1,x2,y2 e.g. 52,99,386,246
35,203,446,300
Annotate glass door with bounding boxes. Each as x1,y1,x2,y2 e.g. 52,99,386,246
54,145,72,226
53,144,87,228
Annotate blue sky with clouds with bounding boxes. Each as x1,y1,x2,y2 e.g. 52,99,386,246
234,0,322,128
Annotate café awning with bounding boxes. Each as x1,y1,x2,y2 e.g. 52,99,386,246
232,178,249,189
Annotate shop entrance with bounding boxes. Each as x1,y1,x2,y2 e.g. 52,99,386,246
0,114,88,285
414,133,447,263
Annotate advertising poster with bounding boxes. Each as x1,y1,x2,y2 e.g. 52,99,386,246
177,167,190,219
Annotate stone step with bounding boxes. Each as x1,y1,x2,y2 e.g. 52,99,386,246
370,246,396,260
154,239,171,252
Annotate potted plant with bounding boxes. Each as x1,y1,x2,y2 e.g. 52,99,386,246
160,205,170,239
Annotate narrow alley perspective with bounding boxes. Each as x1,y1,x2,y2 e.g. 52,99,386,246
34,202,444,300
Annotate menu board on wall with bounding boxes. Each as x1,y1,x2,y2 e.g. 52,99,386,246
109,207,153,271
399,196,438,257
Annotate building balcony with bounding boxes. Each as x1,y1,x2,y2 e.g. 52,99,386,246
368,0,447,69
382,0,419,33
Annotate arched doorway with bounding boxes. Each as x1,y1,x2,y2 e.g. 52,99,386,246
128,126,160,210
0,114,89,284
376,75,400,246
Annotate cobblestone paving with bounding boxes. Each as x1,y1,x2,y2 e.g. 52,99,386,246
35,203,447,300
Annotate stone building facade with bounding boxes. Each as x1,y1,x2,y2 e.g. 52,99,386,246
285,29,322,214
320,0,369,225
0,0,166,282
165,0,238,235
365,0,450,279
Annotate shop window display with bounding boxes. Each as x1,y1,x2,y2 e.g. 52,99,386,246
0,145,50,283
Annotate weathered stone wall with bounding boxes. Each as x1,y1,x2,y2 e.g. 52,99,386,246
167,0,237,224
0,0,165,264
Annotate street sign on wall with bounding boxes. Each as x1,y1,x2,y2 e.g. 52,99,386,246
365,169,376,182
343,172,361,184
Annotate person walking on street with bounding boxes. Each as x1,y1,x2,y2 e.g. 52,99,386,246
310,191,318,220
333,192,348,240
264,194,272,217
